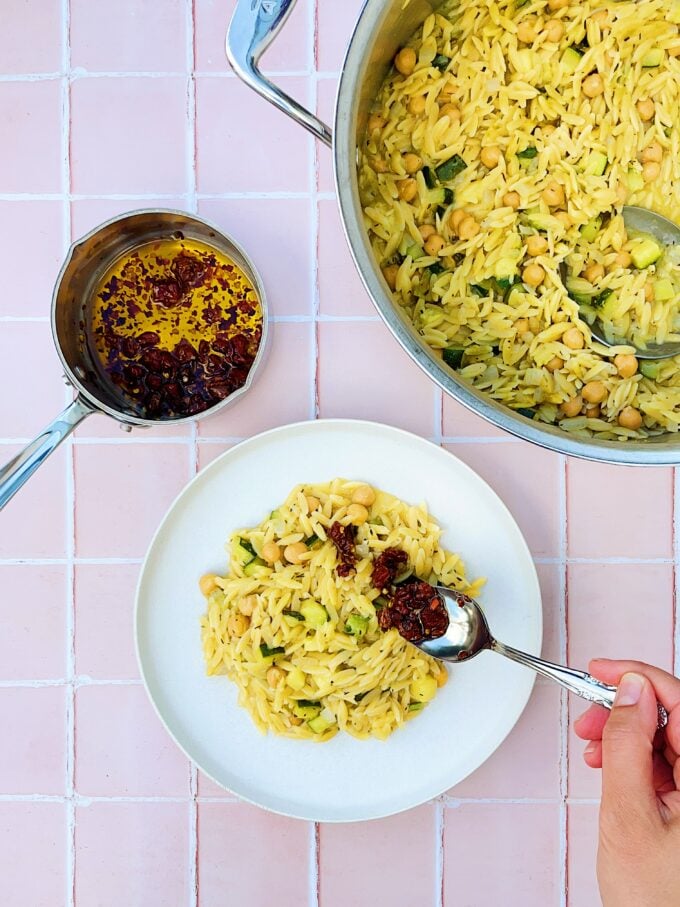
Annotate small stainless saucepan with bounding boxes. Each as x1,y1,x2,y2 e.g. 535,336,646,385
0,209,268,510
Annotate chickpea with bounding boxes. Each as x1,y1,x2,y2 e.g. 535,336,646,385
582,380,607,404
227,612,249,637
352,484,376,507
458,215,481,240
563,327,585,349
394,47,417,76
382,263,399,290
403,152,422,174
238,594,257,617
266,666,285,687
526,234,549,256
548,0,568,9
523,263,546,287
644,280,655,302
618,406,643,430
306,495,320,512
555,211,573,229
641,141,663,163
591,9,609,27
517,20,537,43
502,190,521,209
545,19,565,42
284,542,308,564
613,353,638,378
439,102,461,121
449,208,468,234
419,224,437,241
347,503,369,525
541,124,557,138
583,263,605,283
636,98,655,122
367,113,385,133
582,73,605,98
261,541,282,564
561,395,583,417
546,355,564,372
199,574,218,596
515,318,530,334
585,404,601,418
613,250,632,269
370,157,388,173
397,178,418,202
408,95,427,115
529,316,541,333
424,233,446,256
541,180,565,207
480,145,502,168
438,80,456,99
643,161,661,182
436,667,449,688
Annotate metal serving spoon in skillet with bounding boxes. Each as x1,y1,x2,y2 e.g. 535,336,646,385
412,586,669,729
561,206,680,360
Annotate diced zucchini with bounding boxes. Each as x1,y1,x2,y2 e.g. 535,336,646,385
305,534,320,548
580,216,602,242
442,347,465,369
307,714,335,734
410,674,438,703
506,282,525,305
435,154,466,182
286,667,306,691
654,278,675,301
282,609,305,621
642,48,664,67
259,642,285,660
566,276,598,301
373,595,390,610
345,614,370,637
300,600,328,627
640,360,662,379
422,165,436,189
432,53,450,71
514,407,536,419
525,209,557,231
408,702,424,712
469,283,490,297
630,236,663,269
269,509,281,520
292,700,321,720
494,257,517,286
584,152,608,176
232,540,256,566
561,46,583,73
404,240,425,260
516,146,538,160
243,557,266,576
627,168,645,193
428,262,446,276
592,288,614,309
426,187,448,207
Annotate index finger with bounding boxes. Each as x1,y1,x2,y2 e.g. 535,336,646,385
589,659,680,711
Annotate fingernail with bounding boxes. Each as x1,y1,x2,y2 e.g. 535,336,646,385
584,740,598,756
614,672,645,707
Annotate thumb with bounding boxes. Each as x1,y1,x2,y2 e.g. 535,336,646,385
601,672,661,828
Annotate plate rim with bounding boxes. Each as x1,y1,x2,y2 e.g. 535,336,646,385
134,418,542,822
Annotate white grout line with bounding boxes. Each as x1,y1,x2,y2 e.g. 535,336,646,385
0,69,342,82
308,823,320,907
674,469,679,678
557,455,569,907
434,799,445,907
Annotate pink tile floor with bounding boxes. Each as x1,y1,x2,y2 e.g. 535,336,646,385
0,2,678,905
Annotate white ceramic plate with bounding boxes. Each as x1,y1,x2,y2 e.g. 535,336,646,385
136,419,542,822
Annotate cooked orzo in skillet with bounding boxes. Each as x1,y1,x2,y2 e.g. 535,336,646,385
199,479,483,741
359,0,680,438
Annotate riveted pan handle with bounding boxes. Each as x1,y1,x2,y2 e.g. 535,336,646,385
0,396,94,511
227,0,333,147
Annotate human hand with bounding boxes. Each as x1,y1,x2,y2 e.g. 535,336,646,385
573,659,680,907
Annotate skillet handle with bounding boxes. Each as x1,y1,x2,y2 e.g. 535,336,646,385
0,396,94,511
226,0,333,147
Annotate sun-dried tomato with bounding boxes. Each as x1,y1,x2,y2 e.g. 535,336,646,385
328,522,357,577
379,579,449,643
372,547,408,590
151,278,183,307
173,253,209,290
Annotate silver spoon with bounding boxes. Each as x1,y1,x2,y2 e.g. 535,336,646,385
560,206,680,360
414,587,668,729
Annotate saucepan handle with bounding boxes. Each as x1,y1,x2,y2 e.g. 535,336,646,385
226,0,333,147
0,396,94,511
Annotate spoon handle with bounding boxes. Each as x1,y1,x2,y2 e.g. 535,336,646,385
491,640,668,729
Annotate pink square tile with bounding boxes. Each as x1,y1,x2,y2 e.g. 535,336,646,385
74,564,140,680
0,322,66,438
317,0,366,72
196,770,234,798
71,78,188,195
0,0,62,73
74,442,190,557
318,321,437,436
317,78,337,193
443,804,560,906
0,803,66,907
0,202,64,317
319,805,437,907
318,199,374,317
198,322,313,437
197,0,311,72
197,802,309,906
445,441,562,558
567,563,674,670
198,197,313,316
567,461,673,559
0,81,62,193
0,444,67,558
567,804,600,907
70,197,189,240
451,685,561,799
442,396,509,439
537,562,564,664
0,687,66,794
75,685,189,796
197,441,233,471
0,566,66,680
196,76,313,193
70,0,186,72
75,802,190,907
